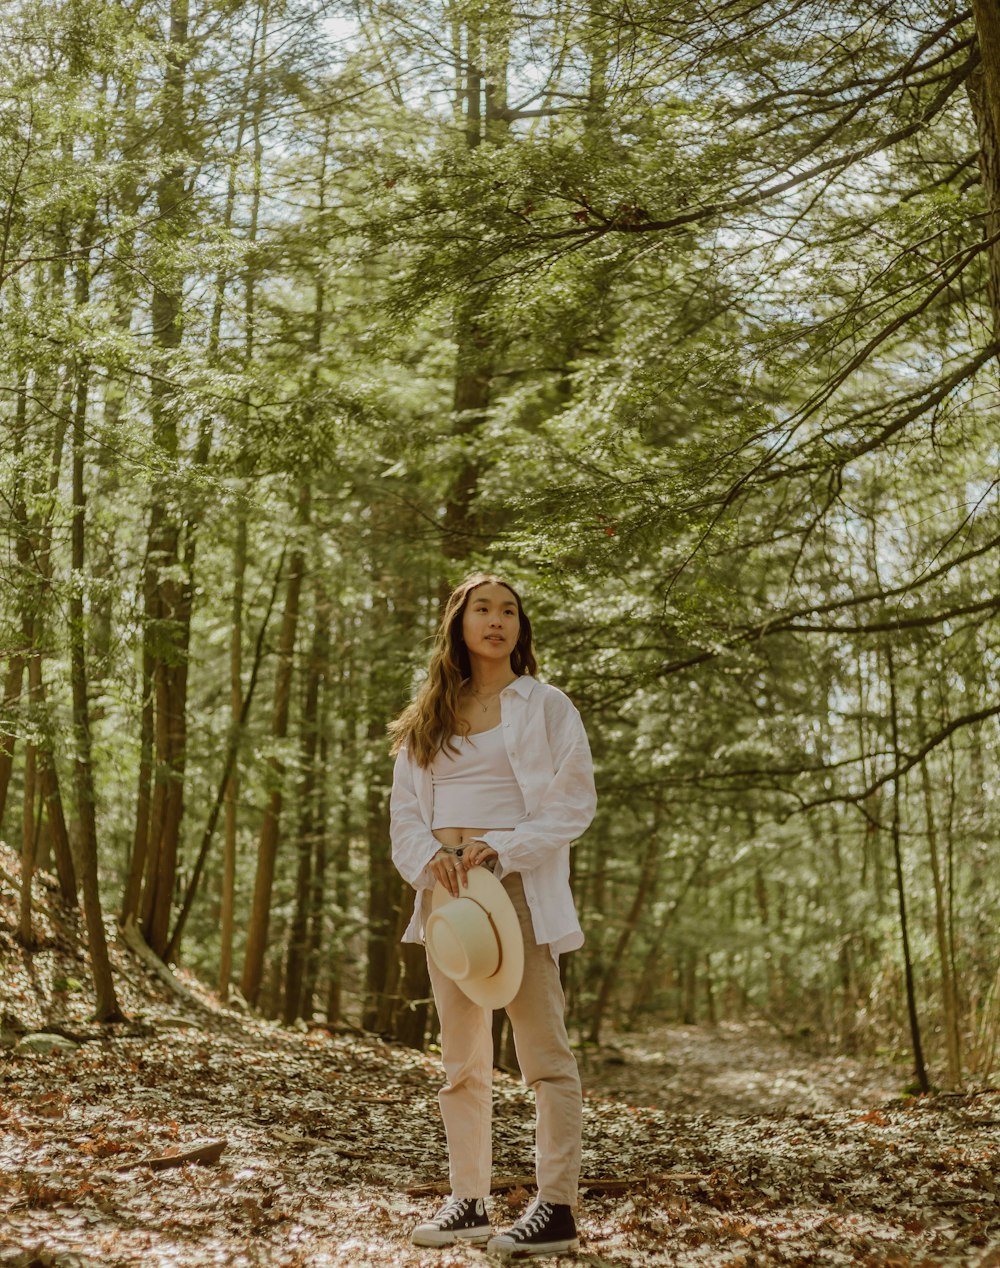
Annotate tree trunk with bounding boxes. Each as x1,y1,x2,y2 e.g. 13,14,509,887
973,0,1000,143
164,550,284,964
628,835,715,1024
302,730,329,1020
704,954,717,1025
442,12,509,558
394,944,431,1050
919,747,962,1087
219,507,247,999
0,655,24,832
68,350,125,1023
0,383,33,830
825,815,858,1050
19,632,38,946
13,400,39,947
886,643,929,1093
357,580,428,1034
325,624,357,1027
39,729,76,905
372,888,412,1035
135,0,194,957
90,80,141,730
124,632,154,924
278,103,330,1019
363,743,401,1031
944,731,962,1036
284,581,330,1023
588,815,660,1044
140,509,193,956
969,0,1000,341
681,948,698,1025
360,568,427,1038
240,487,309,1007
916,687,961,1087
8,379,77,905
212,8,268,989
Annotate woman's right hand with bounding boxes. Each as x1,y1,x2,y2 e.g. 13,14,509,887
429,848,466,898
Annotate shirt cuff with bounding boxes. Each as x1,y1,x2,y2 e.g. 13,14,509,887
414,841,443,889
476,831,515,865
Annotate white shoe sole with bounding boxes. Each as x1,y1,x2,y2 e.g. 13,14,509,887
411,1228,492,1247
485,1237,580,1257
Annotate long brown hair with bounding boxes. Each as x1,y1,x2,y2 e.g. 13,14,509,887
388,573,537,767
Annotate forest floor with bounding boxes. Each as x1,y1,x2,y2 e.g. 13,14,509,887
2,851,1000,1267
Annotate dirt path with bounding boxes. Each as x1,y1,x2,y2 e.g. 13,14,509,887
582,1021,901,1117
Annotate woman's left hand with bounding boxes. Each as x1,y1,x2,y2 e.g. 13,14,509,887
464,840,499,869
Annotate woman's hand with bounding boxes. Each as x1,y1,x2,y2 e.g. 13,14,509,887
429,842,499,898
463,840,498,870
429,849,465,898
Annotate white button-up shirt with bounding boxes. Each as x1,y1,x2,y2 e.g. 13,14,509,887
390,674,597,957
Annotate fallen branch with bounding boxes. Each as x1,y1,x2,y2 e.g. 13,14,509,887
120,1138,227,1172
272,1128,367,1158
118,917,207,1013
274,1128,324,1148
579,1172,709,1195
307,1017,368,1038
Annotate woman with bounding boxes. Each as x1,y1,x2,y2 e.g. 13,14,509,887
389,572,597,1256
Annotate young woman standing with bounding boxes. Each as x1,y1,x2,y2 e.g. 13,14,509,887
389,573,597,1256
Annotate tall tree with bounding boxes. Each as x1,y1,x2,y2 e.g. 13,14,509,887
68,219,125,1023
241,485,309,1008
136,0,197,957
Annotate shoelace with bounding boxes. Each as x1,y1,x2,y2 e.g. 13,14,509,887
514,1201,554,1239
437,1196,475,1227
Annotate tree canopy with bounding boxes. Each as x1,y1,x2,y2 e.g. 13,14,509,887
1,0,998,1090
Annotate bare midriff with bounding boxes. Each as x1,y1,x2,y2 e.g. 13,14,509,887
432,826,514,848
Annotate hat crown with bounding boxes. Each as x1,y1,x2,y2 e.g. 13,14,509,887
426,897,501,983
426,866,524,1009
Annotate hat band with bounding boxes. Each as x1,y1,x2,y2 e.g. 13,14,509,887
463,896,503,979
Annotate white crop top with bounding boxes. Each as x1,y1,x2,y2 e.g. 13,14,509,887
430,724,527,829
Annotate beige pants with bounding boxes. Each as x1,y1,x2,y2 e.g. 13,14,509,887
422,872,582,1206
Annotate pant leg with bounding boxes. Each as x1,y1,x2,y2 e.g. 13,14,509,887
422,889,494,1199
502,873,583,1207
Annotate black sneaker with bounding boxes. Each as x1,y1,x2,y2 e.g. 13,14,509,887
411,1195,491,1247
486,1199,579,1257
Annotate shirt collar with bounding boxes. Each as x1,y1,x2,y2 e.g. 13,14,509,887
504,674,536,699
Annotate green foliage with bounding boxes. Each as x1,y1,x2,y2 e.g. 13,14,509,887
0,0,998,1079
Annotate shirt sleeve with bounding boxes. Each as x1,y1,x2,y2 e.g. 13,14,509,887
389,747,440,889
478,693,597,872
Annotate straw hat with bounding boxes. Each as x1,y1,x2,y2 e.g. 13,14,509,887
426,867,524,1009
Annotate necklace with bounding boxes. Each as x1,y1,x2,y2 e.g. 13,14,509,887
469,688,501,713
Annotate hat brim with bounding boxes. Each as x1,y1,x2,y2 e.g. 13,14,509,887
430,867,524,1009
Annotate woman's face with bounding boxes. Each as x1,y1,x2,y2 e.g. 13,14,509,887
461,583,520,664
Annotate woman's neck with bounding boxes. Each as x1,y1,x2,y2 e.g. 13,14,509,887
466,663,518,696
